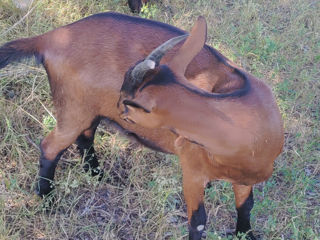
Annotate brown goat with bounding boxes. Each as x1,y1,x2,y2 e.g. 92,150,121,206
0,12,283,240
119,17,284,239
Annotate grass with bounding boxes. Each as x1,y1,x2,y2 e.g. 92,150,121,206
0,0,319,239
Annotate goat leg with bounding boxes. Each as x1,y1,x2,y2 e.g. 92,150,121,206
76,119,104,181
179,154,208,239
36,113,96,197
35,144,64,197
232,184,256,240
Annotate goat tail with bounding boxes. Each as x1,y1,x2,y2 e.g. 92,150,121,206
0,36,42,69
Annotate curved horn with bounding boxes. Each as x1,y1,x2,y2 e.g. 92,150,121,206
145,34,189,63
131,34,188,83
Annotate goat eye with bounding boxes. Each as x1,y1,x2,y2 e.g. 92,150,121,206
122,100,151,113
123,100,141,109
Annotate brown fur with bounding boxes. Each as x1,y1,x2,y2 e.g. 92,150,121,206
0,12,283,239
32,13,236,161
119,17,284,238
0,12,227,160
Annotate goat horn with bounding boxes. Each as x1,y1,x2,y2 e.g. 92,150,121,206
131,34,189,83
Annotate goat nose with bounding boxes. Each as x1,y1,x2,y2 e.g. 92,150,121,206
119,107,133,123
120,112,135,124
120,113,129,122
119,108,128,119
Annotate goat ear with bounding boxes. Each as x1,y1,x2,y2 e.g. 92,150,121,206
169,16,207,75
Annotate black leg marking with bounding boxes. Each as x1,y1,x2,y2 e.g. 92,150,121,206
128,0,142,13
236,190,256,240
76,125,103,181
189,203,207,240
35,146,64,197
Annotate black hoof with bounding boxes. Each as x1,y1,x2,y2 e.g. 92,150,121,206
245,232,256,240
83,162,104,181
91,167,104,181
189,229,204,240
35,178,55,197
236,231,256,240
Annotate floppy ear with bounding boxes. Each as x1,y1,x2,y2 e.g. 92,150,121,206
168,16,207,76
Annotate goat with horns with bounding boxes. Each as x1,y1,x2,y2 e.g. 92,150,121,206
0,12,283,240
119,16,284,240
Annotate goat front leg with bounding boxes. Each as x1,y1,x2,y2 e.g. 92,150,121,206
175,137,209,239
179,157,208,239
76,118,103,180
232,184,256,240
185,184,207,240
182,166,208,240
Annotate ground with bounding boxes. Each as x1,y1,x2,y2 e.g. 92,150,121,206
0,0,319,239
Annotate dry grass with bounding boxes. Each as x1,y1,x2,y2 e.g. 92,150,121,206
0,0,319,239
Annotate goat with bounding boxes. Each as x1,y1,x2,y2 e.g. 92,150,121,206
0,12,190,197
0,12,282,240
118,16,284,240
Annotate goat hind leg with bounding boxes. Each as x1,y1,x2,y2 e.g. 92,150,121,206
76,118,104,180
36,118,94,197
232,184,256,240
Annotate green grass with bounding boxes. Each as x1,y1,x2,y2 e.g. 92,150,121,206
0,0,319,239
